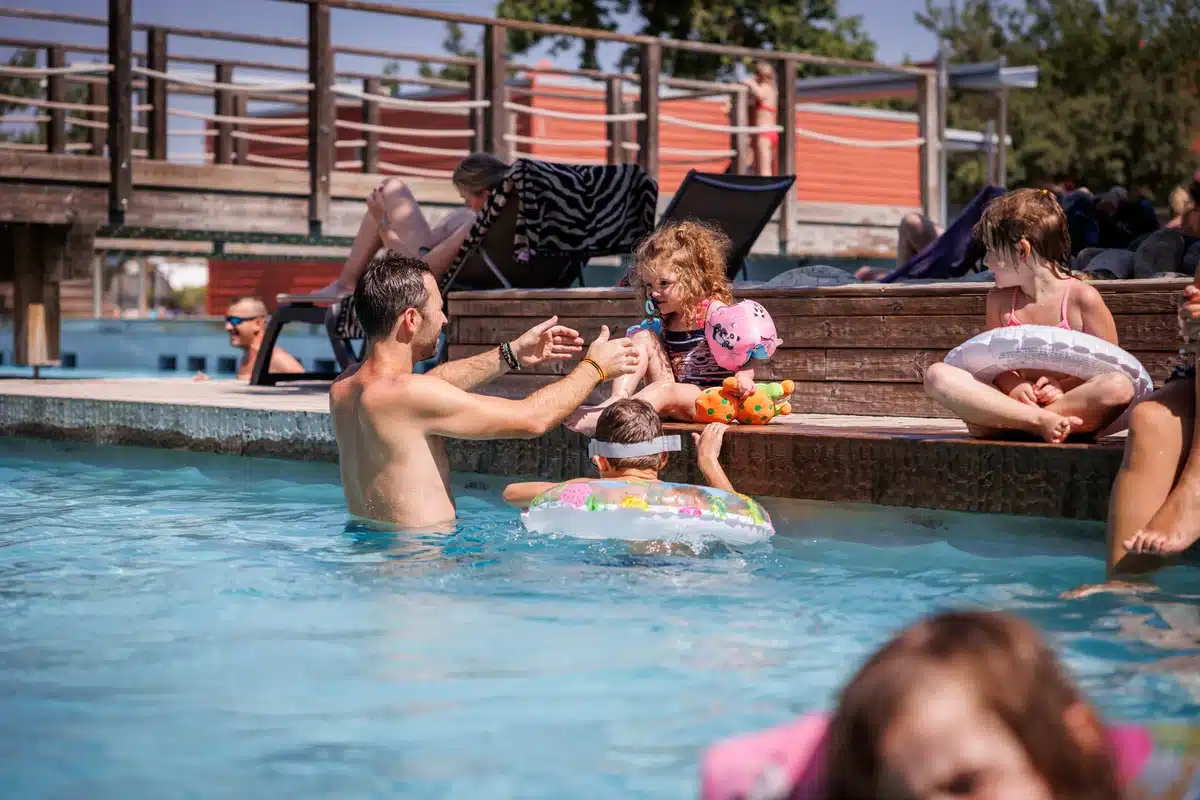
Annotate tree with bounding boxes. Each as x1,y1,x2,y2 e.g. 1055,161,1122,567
1,49,95,148
493,0,877,79
919,0,1200,205
385,22,478,95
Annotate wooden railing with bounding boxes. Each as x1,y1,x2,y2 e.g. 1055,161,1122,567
0,1,942,247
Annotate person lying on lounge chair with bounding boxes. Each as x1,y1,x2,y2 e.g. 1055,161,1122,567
310,153,510,299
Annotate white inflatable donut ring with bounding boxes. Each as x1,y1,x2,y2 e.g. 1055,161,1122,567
943,324,1154,436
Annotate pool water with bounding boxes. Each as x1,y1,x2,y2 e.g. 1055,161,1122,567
2,437,1199,798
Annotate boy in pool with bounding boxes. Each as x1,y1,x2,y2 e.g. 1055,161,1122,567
504,400,737,552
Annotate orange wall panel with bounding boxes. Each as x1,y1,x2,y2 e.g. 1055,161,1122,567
207,260,342,316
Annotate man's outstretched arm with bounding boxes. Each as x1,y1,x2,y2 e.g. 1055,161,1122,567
408,326,637,438
429,316,584,392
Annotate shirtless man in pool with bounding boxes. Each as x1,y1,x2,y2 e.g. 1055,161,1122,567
330,252,640,529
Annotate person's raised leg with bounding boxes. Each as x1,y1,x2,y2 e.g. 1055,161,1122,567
896,212,942,268
1124,375,1200,557
923,362,1082,443
311,212,383,298
1041,371,1136,435
313,178,438,297
1062,379,1192,597
565,329,672,434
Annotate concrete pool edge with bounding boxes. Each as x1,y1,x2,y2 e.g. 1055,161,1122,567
0,387,1124,521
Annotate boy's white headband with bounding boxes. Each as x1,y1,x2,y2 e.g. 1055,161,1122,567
588,435,682,459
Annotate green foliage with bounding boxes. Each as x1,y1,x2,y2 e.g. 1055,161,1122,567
384,23,477,94
493,0,876,80
920,0,1200,205
496,0,627,72
1,49,94,146
166,285,207,315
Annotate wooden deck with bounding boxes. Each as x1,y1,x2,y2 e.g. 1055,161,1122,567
0,376,1124,520
446,279,1190,418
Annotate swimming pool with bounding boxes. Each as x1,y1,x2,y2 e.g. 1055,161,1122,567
1,437,1197,798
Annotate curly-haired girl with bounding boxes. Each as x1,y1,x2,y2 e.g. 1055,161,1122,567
566,220,770,436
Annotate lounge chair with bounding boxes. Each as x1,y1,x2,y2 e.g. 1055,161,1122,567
879,185,1006,283
249,296,363,386
251,159,658,385
656,170,797,280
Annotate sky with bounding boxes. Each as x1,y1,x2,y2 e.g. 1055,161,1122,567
2,0,938,71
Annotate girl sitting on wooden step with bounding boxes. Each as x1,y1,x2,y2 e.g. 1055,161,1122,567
923,188,1137,443
565,220,786,436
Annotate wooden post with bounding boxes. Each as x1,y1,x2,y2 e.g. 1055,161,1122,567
146,27,168,160
361,77,379,173
637,41,660,183
307,0,333,235
482,24,507,160
107,0,133,226
11,225,63,367
777,59,797,256
605,76,624,165
936,50,949,227
731,89,749,175
88,82,105,154
231,92,249,164
92,253,103,319
996,89,1008,187
137,258,147,318
46,46,66,155
214,64,234,164
916,70,942,227
467,62,485,155
983,119,996,185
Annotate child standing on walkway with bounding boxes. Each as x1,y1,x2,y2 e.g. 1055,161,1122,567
566,221,782,436
924,189,1135,443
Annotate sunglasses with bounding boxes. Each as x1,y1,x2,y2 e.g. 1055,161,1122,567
225,315,263,326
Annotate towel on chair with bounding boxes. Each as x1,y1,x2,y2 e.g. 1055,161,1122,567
508,159,657,260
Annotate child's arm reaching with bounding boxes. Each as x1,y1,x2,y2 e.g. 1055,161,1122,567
503,480,579,508
734,368,756,398
693,423,735,493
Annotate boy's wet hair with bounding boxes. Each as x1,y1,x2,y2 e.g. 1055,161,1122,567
824,610,1120,800
594,399,665,471
973,188,1072,277
631,220,734,322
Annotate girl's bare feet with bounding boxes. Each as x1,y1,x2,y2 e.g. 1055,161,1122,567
1034,410,1083,443
1123,478,1200,556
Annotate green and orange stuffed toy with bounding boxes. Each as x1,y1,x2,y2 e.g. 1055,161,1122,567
694,377,795,425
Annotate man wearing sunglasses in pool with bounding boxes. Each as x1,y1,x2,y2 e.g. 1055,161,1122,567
330,251,641,529
225,297,304,381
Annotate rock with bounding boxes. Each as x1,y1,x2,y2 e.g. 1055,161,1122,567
1133,229,1188,278
768,265,858,288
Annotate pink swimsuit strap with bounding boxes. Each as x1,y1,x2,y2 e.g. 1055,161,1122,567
1005,279,1075,330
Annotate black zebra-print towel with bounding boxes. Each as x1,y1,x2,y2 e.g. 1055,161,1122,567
509,160,658,259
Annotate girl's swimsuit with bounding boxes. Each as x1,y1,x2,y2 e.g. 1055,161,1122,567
753,97,779,147
1004,279,1076,329
663,327,732,388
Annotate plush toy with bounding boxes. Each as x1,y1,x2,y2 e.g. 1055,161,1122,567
694,377,795,425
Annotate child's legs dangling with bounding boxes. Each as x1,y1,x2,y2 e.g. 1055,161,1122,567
1062,379,1192,597
565,329,677,435
610,328,672,400
630,380,704,423
923,362,1082,444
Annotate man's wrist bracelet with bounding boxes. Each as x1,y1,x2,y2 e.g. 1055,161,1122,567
580,358,605,383
500,342,521,371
